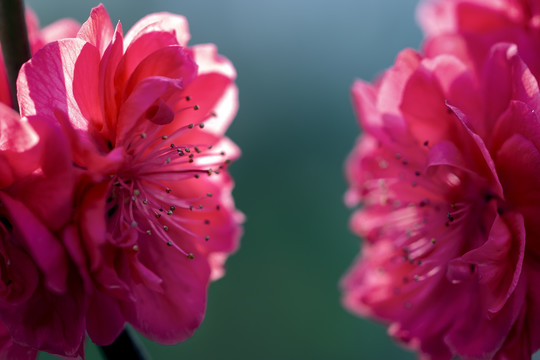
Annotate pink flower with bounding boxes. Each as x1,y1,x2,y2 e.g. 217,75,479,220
17,4,242,346
342,43,540,359
418,0,540,80
0,7,79,107
0,103,80,358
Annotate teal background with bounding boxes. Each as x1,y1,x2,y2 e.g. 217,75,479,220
26,0,422,359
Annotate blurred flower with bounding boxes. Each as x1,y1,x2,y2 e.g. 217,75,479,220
0,103,80,358
419,0,540,79
18,4,242,346
342,43,540,359
0,7,79,107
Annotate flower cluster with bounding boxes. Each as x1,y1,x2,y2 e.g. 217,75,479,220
343,0,540,359
0,4,241,358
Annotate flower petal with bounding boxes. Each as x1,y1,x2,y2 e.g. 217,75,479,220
77,4,114,56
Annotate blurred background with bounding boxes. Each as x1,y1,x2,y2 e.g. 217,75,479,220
26,0,422,359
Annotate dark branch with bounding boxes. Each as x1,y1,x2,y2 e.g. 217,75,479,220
0,0,31,112
99,328,151,360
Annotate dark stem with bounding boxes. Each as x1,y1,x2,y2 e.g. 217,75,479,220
0,0,31,112
99,328,151,360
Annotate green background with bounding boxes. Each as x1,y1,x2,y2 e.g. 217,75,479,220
26,0,423,359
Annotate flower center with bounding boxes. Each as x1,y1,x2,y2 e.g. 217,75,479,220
105,115,231,259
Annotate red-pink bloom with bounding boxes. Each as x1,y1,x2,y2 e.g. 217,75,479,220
18,4,242,346
418,0,540,80
0,103,80,358
0,8,79,107
342,43,540,359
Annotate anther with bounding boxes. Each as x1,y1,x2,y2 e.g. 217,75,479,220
199,123,205,128
131,221,138,227
132,245,139,252
187,253,194,259
167,240,172,246
163,225,169,232
205,236,209,241
146,230,151,235
166,188,172,193
167,210,173,215
141,133,147,138
188,124,194,129
193,105,200,110
162,135,168,140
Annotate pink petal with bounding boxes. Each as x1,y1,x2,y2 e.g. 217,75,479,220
174,73,235,134
7,116,74,231
189,44,238,135
115,30,180,89
0,105,38,155
0,193,67,293
99,22,124,137
482,43,540,128
120,239,210,344
376,48,422,117
0,237,39,304
122,45,197,100
445,273,526,359
495,131,540,208
115,76,184,144
0,320,37,360
77,4,114,56
451,213,525,313
18,39,92,129
86,291,125,346
400,58,453,145
40,19,81,44
124,12,190,49
0,280,87,357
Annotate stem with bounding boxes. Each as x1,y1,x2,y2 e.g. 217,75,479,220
99,328,151,360
0,0,31,112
